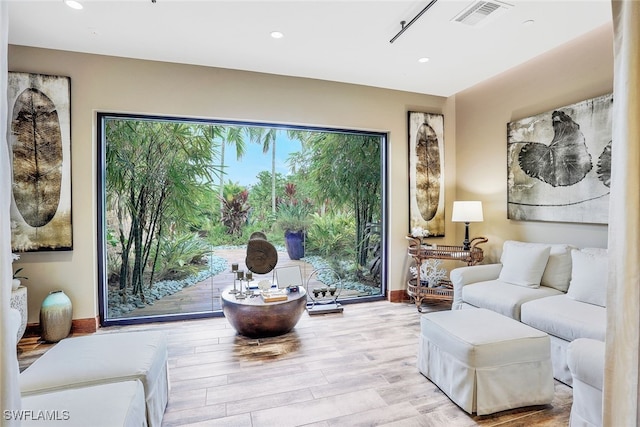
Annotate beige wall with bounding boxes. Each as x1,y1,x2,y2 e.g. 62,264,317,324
9,21,613,323
9,45,454,323
455,23,614,263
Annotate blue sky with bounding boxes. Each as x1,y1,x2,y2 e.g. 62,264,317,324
220,132,301,187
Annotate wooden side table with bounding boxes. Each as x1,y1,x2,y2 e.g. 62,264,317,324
406,236,487,312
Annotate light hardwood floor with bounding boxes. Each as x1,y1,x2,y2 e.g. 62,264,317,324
18,300,572,426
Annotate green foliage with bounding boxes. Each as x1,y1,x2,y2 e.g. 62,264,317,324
220,190,249,236
105,118,221,295
104,119,383,298
273,183,313,233
13,267,28,281
273,201,313,233
306,212,356,258
221,126,247,158
304,133,382,267
105,228,119,247
222,181,246,202
246,127,279,215
204,223,239,246
362,222,382,279
105,228,123,283
305,133,381,212
187,184,220,231
153,233,212,280
247,171,286,223
206,221,278,246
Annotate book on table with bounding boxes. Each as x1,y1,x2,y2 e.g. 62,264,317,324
261,289,288,302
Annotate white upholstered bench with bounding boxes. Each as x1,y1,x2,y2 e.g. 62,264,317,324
417,308,554,415
20,331,169,427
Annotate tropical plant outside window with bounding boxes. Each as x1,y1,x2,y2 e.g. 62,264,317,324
98,113,385,324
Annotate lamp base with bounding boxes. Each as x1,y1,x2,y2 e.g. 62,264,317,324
462,222,471,250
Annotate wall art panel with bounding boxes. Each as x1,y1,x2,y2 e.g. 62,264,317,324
8,72,72,251
507,93,612,224
408,112,445,236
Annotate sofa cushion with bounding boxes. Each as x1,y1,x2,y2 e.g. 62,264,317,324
462,280,563,320
498,241,551,288
567,248,608,307
521,294,606,342
540,244,575,292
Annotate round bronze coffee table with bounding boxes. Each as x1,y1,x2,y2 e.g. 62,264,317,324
221,288,307,338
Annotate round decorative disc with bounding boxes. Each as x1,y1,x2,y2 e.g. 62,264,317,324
245,238,278,274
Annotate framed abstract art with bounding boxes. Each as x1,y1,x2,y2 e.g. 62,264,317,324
7,72,73,251
507,93,613,224
408,112,445,236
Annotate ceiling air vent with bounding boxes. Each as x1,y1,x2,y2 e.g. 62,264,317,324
451,0,513,27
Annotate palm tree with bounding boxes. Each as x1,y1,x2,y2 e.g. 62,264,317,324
247,127,279,213
216,126,246,217
247,127,311,214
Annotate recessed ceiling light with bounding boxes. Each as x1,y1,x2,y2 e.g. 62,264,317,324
418,57,430,63
270,31,284,39
64,0,83,10
523,19,535,26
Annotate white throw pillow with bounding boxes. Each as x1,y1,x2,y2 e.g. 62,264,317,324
498,241,551,288
540,244,575,292
567,248,608,307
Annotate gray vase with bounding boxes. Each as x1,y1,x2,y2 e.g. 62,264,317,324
40,290,72,342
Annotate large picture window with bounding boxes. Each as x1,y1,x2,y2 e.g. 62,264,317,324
97,113,387,325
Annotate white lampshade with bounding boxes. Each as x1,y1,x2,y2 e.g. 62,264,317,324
451,201,483,223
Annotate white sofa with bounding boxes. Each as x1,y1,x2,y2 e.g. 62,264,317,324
567,338,605,427
450,240,607,386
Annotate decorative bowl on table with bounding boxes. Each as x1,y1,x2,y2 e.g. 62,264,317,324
258,280,272,292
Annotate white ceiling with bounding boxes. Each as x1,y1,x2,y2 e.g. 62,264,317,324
7,0,612,97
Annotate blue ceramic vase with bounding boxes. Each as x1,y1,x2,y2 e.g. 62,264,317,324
284,230,305,260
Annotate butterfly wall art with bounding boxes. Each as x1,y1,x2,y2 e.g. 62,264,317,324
507,93,612,224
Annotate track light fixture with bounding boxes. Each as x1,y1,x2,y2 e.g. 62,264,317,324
390,0,439,44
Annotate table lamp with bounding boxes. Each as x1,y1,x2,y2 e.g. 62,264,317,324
451,201,483,250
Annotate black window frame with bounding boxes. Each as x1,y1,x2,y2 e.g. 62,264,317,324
97,112,389,327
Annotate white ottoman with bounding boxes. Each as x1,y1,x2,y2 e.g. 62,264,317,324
22,380,147,427
418,308,554,415
20,331,168,427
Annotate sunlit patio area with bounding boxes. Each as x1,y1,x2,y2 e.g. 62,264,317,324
113,247,380,319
